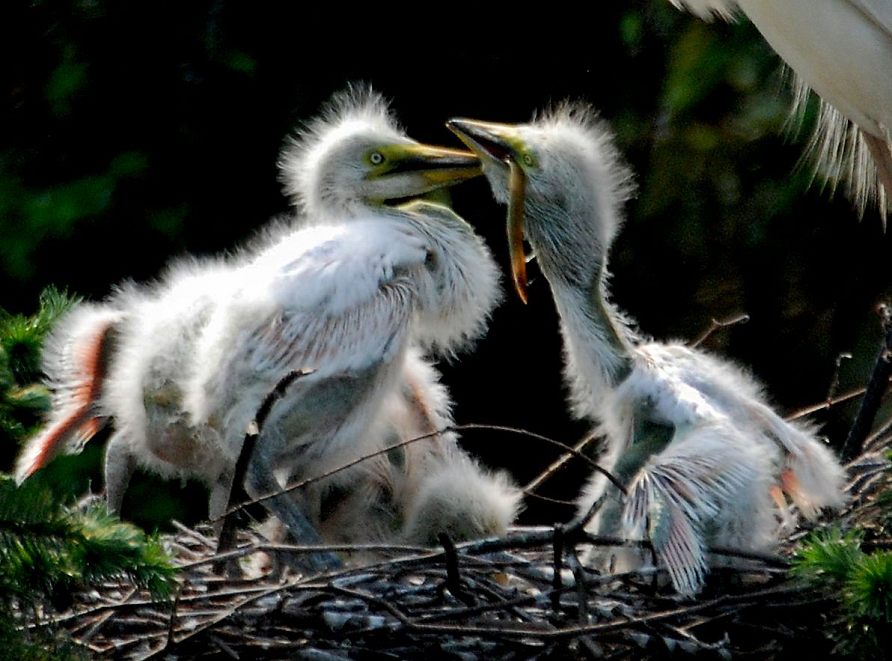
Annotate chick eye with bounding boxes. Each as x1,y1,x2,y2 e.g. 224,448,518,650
424,249,437,268
369,151,385,165
523,153,534,167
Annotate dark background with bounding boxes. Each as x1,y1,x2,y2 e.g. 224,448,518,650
2,1,890,528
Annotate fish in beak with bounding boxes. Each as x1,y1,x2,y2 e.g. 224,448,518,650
447,119,530,304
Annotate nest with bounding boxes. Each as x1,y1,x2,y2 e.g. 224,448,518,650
15,427,888,660
18,319,892,659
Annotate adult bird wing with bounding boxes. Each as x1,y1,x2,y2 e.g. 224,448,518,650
847,0,892,203
849,0,892,34
672,0,892,219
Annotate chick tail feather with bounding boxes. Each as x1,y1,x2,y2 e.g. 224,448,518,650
15,306,120,483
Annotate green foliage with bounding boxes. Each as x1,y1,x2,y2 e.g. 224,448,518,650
0,619,87,661
792,527,864,585
0,288,176,655
847,551,892,623
793,528,892,658
0,287,75,472
0,287,77,383
0,477,176,652
0,477,176,602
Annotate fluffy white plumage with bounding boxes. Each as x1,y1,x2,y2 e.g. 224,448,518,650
183,202,503,502
450,106,847,594
670,0,892,220
270,86,520,546
18,87,518,562
263,352,522,556
279,85,481,223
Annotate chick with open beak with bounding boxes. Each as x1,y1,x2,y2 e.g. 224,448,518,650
447,119,532,304
448,108,845,595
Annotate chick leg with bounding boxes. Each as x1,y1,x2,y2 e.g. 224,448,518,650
244,445,341,572
104,430,136,515
209,468,236,535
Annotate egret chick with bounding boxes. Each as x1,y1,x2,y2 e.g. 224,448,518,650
271,85,521,543
279,84,480,222
185,200,504,565
263,374,522,558
670,0,892,220
449,107,847,594
16,87,503,570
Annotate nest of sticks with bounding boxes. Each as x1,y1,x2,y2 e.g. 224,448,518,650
17,318,892,659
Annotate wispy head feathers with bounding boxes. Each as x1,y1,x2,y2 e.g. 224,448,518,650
526,101,637,257
278,84,404,214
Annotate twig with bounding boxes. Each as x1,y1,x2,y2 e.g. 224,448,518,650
787,385,871,420
565,494,610,538
690,313,750,348
208,634,240,660
552,524,564,612
566,550,590,624
524,492,580,507
843,303,892,460
164,583,183,652
439,533,473,606
216,368,313,567
826,352,854,403
142,581,297,658
216,423,626,520
524,432,599,494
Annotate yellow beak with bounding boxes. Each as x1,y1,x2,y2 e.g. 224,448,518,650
386,143,482,189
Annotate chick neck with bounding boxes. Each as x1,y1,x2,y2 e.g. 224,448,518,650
525,191,634,419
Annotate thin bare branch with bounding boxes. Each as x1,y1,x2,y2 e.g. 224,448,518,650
690,313,750,348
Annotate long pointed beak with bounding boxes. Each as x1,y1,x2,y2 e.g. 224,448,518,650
447,118,529,304
387,143,481,188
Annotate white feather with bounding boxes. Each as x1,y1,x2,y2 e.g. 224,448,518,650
673,0,892,219
457,106,847,595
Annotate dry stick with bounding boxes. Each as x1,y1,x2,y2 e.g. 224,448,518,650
563,493,609,543
690,312,750,348
52,583,291,624
410,589,546,625
208,634,240,660
439,533,473,606
524,432,599,494
570,532,788,569
565,551,590,624
524,492,580,508
826,352,854,403
215,368,313,566
787,385,876,420
214,423,626,522
842,304,892,460
73,587,138,640
163,584,183,652
865,416,892,452
332,583,803,641
143,580,301,659
551,524,564,612
470,575,540,624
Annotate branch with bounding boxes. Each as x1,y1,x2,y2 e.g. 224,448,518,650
215,369,313,565
690,312,750,348
842,303,892,460
214,422,625,522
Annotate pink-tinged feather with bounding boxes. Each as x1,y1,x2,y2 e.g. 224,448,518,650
15,313,118,483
